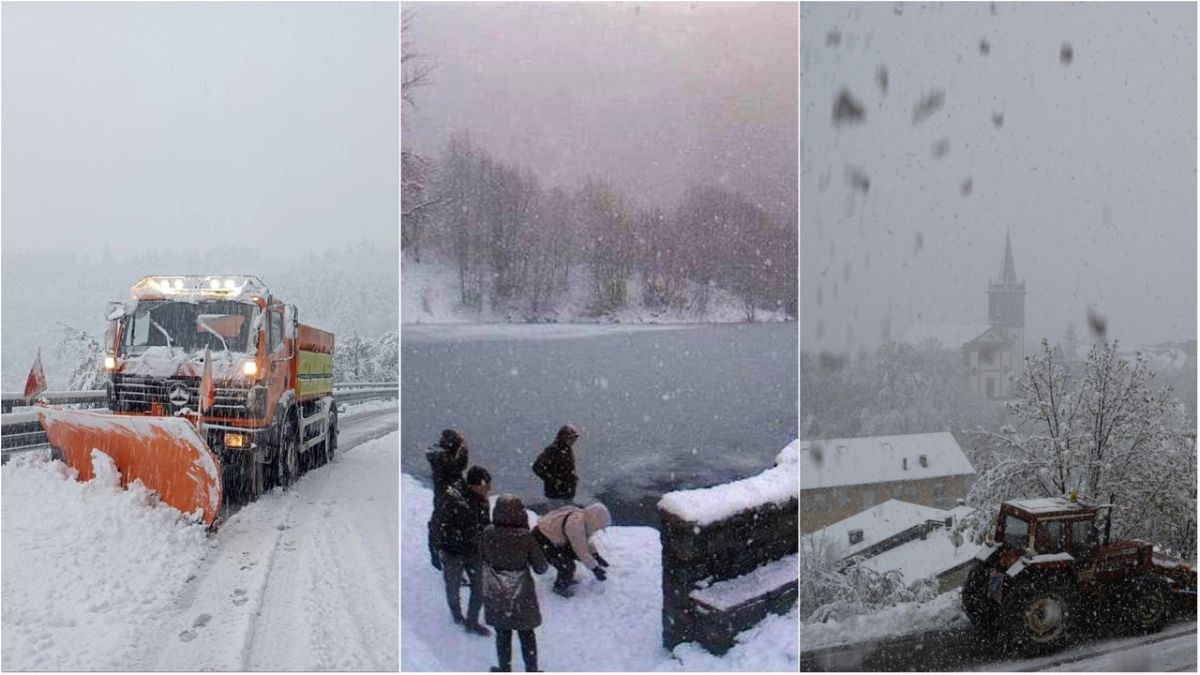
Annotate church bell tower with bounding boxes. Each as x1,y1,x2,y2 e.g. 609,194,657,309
988,232,1025,366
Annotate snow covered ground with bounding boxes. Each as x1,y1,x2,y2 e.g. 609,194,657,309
2,414,399,671
801,590,967,650
400,473,798,671
402,257,792,325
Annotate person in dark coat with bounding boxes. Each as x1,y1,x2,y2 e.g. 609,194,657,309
479,494,549,672
427,429,470,570
531,424,579,509
438,466,493,636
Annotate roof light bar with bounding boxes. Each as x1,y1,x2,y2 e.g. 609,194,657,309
131,275,269,300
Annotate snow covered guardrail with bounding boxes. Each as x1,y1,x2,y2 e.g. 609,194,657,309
0,382,398,459
657,441,799,655
0,382,398,413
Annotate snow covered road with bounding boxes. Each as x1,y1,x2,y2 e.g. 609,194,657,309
2,407,399,671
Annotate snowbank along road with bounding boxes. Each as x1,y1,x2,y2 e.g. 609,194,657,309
1,405,399,671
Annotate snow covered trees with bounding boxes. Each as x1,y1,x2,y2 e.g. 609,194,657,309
332,331,398,383
54,324,108,391
800,538,938,623
965,339,1194,556
406,140,796,321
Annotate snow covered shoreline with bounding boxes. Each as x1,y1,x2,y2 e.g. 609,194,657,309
401,473,798,671
402,258,794,326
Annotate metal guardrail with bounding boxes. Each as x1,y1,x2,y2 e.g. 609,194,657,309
0,382,397,413
0,382,397,460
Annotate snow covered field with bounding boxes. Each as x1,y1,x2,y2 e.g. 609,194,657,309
400,473,798,671
801,589,967,650
2,418,399,671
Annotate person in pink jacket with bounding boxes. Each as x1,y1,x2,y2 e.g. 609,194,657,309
531,502,611,597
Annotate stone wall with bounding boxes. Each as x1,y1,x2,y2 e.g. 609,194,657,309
659,495,798,652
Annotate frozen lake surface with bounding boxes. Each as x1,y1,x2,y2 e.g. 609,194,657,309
401,322,797,526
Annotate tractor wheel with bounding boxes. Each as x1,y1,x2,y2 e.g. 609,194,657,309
1008,580,1074,651
1125,576,1169,634
962,563,1000,631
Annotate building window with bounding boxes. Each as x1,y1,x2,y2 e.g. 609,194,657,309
801,493,813,512
933,481,946,507
838,491,851,509
814,492,828,511
862,487,876,510
986,378,996,398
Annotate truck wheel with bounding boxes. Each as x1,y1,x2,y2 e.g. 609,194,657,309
273,417,300,490
322,402,338,466
1010,582,1073,650
1126,577,1169,634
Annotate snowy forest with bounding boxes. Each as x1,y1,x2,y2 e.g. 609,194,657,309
0,245,398,390
403,137,796,322
401,12,796,323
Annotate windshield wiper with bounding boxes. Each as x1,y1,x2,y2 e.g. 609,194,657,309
150,319,174,348
196,316,230,353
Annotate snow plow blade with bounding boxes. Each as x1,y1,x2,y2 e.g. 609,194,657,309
36,407,223,527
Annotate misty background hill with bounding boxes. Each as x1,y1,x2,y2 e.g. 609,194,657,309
1,244,397,390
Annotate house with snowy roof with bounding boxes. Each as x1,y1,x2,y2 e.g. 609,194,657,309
803,499,980,591
799,432,975,533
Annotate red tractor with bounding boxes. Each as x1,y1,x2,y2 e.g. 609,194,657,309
962,497,1196,650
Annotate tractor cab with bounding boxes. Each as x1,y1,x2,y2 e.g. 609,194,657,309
993,497,1103,566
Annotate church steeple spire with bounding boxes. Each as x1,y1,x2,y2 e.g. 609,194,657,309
1000,230,1017,284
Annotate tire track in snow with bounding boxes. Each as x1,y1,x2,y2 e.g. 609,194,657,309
143,409,397,671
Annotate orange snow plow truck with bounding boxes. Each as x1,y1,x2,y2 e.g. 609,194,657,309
36,275,337,528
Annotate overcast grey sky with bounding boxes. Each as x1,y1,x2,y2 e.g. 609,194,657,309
403,1,797,220
801,2,1196,352
2,2,398,257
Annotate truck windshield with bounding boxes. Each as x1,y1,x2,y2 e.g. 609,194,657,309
122,301,259,355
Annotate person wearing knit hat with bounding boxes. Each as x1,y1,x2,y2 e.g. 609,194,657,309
426,428,470,570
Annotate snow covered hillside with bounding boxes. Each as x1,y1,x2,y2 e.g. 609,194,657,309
2,418,399,671
400,473,798,671
402,257,792,325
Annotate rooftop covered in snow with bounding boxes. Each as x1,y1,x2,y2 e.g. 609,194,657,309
799,432,974,490
803,499,963,562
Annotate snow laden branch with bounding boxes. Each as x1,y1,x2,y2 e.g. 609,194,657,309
963,339,1194,556
800,537,938,624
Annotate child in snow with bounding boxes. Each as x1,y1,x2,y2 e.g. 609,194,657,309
479,494,549,672
436,465,493,636
531,502,611,597
531,424,579,509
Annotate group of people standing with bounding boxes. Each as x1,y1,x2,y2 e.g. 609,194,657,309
425,425,613,672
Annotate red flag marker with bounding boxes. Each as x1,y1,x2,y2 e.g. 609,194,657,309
23,349,47,400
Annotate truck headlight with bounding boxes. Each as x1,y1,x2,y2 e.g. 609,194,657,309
103,356,116,370
241,360,258,376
